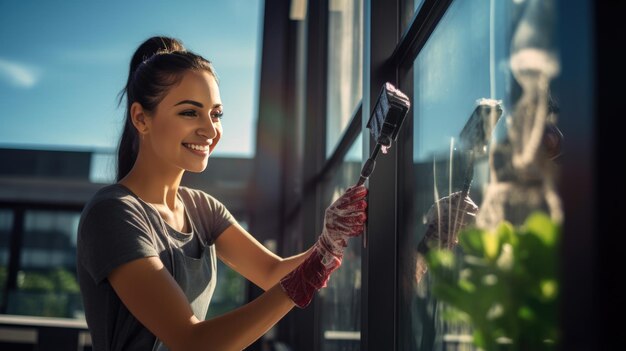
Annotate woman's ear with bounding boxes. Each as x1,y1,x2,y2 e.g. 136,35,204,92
130,102,150,135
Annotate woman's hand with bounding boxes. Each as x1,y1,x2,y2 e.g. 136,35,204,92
280,185,368,308
422,191,478,250
317,185,368,266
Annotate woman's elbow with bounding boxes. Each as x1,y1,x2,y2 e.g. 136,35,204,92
171,321,243,351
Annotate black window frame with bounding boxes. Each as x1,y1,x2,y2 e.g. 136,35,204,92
252,0,607,350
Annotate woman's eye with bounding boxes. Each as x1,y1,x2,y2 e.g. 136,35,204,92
180,110,198,117
212,111,224,119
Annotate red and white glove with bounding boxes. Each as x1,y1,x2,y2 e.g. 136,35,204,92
280,185,368,308
421,191,478,250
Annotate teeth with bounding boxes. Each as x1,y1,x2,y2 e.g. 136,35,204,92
184,143,210,152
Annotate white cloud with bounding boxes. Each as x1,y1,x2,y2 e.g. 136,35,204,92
0,58,39,88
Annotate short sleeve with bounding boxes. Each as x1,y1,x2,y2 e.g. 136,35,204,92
177,187,236,244
205,193,237,242
78,199,158,285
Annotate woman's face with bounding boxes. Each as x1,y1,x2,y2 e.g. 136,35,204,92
142,69,223,173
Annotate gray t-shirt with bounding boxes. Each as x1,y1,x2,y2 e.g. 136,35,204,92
77,184,236,351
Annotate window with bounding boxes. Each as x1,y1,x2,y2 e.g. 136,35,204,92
326,0,363,157
0,211,12,308
6,210,83,319
318,134,363,351
399,0,508,349
397,0,564,348
401,0,426,31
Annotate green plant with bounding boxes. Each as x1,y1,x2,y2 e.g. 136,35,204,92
426,212,559,351
13,268,81,318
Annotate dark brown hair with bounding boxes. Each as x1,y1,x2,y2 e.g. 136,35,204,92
116,36,217,181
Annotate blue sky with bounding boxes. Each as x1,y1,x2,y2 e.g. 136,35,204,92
0,0,262,158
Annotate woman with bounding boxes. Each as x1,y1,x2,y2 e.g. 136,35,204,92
76,36,367,351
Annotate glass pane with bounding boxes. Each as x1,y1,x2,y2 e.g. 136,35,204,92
401,0,426,32
0,210,12,307
7,211,83,319
401,0,561,349
319,134,363,351
400,0,505,349
326,0,363,157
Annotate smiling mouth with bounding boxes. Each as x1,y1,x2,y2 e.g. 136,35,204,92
182,143,210,153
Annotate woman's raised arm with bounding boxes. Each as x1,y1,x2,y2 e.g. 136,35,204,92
215,223,315,291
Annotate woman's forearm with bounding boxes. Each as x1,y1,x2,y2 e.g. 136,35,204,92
185,283,295,351
264,245,316,289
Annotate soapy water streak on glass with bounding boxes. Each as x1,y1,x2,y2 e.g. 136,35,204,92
436,137,477,347
412,149,475,349
448,138,455,247
477,0,562,229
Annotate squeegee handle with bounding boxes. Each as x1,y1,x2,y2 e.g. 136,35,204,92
356,158,376,186
356,144,382,186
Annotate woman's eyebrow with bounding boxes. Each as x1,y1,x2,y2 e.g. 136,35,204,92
174,100,204,108
174,100,223,109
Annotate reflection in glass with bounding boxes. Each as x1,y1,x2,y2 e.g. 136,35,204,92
400,0,562,349
7,211,83,319
319,134,362,351
401,0,426,31
478,0,562,230
399,0,507,349
326,0,363,157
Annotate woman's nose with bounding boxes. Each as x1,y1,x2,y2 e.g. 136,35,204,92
197,117,218,139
